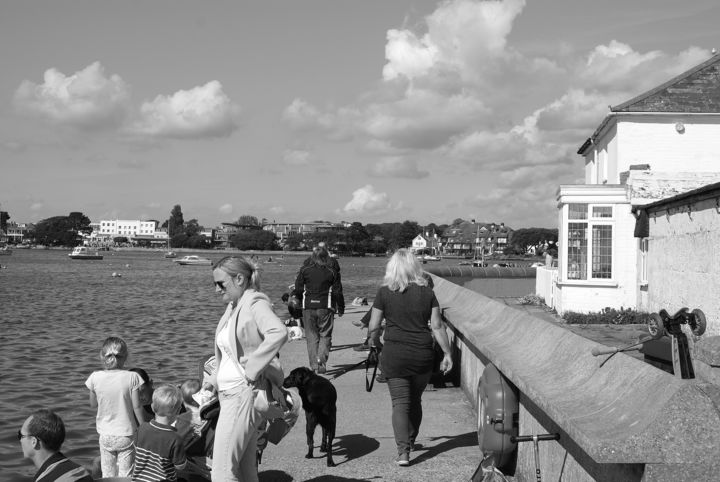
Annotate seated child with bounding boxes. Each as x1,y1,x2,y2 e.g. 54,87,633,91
129,367,155,422
176,378,215,480
133,384,187,482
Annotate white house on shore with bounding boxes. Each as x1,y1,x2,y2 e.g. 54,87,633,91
537,53,720,316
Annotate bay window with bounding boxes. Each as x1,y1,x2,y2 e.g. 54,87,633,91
565,203,614,281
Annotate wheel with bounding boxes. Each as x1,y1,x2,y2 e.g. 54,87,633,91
648,313,666,339
691,309,707,337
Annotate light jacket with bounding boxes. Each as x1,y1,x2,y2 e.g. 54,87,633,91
211,289,287,387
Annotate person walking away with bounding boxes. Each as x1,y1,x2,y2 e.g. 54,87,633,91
293,245,344,373
19,409,93,482
204,256,288,482
367,248,453,466
85,336,145,478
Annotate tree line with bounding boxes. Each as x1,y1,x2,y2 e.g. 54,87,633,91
4,205,557,255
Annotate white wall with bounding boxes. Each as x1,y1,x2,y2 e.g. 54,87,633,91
584,116,720,184
642,196,720,336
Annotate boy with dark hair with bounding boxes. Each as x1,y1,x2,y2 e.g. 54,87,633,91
133,384,187,481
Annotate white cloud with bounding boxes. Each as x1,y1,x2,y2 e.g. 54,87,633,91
339,185,401,216
30,202,44,211
282,149,312,166
13,61,130,129
132,81,239,139
219,204,233,214
269,206,286,215
368,157,429,179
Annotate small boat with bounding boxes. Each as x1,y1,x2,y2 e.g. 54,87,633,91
68,246,103,260
164,251,177,258
174,255,213,266
0,246,12,256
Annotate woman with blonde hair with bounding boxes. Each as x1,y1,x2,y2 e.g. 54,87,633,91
367,249,452,467
205,256,287,481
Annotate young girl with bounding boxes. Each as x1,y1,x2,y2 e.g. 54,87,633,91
85,336,145,478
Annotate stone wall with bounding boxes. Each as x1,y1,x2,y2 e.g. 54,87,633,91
431,274,720,481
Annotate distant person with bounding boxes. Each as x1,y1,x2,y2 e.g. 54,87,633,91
129,366,155,423
133,384,187,482
367,249,452,466
18,409,93,482
85,336,145,478
293,245,345,373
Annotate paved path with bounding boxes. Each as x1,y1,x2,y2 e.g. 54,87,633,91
258,306,481,482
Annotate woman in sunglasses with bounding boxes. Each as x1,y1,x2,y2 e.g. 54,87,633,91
205,256,287,482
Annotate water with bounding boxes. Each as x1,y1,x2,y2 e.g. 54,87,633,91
0,249,394,480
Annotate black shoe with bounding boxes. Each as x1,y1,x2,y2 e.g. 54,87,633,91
353,343,370,351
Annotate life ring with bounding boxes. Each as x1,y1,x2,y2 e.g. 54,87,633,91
477,363,519,468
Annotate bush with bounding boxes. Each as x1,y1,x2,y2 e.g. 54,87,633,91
562,307,651,325
517,294,545,306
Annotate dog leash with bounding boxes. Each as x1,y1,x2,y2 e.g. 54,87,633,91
365,347,379,392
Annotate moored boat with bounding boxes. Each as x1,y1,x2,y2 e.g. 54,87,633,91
174,255,212,266
164,251,177,258
0,246,11,255
68,246,104,260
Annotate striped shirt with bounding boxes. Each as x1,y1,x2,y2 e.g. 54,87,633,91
133,420,186,482
34,452,92,482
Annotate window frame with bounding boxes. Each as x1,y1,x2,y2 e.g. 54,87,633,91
563,203,616,283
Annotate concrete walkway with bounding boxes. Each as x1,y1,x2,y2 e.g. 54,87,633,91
258,306,481,482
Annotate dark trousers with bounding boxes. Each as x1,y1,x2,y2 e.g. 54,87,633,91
303,308,334,369
386,371,432,455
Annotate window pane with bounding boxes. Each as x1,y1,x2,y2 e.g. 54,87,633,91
592,206,612,218
592,225,612,279
568,204,588,220
567,222,587,280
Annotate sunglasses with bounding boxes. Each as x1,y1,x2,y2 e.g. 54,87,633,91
214,280,227,290
17,429,32,441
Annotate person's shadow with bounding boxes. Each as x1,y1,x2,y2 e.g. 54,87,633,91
409,430,477,465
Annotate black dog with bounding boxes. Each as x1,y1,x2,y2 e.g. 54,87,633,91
283,366,337,467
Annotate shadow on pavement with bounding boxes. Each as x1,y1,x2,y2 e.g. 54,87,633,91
306,476,382,481
330,343,363,352
331,433,381,465
411,431,478,466
259,469,292,481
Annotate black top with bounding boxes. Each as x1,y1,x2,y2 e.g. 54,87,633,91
372,283,438,377
294,262,345,315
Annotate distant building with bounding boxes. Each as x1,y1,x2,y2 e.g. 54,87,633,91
439,221,512,257
539,53,720,315
262,221,345,246
214,222,261,248
4,222,34,244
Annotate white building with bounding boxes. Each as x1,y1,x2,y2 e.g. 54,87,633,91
538,53,720,315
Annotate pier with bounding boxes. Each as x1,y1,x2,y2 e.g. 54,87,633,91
257,305,480,481
260,268,720,481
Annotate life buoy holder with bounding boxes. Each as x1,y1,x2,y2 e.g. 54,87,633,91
477,363,519,468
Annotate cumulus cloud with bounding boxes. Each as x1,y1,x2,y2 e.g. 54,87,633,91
30,202,44,211
269,206,286,215
219,204,233,214
13,61,130,129
368,157,429,179
339,185,401,217
132,81,239,138
282,98,354,141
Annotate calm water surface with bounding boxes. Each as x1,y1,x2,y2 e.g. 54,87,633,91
0,249,397,480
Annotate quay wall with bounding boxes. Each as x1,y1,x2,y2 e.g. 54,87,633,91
429,274,720,481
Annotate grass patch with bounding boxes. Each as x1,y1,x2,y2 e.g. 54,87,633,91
517,294,546,306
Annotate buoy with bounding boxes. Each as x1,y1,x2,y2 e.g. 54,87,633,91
112,272,122,278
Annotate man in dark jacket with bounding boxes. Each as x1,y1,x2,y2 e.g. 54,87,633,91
294,245,344,374
19,409,93,482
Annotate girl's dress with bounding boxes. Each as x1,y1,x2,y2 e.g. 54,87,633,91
85,369,143,477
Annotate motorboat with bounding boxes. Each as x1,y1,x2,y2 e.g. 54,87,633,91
68,246,103,260
174,255,213,266
164,251,177,258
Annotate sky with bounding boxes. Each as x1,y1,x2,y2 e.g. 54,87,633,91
1,0,719,230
